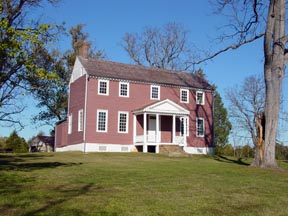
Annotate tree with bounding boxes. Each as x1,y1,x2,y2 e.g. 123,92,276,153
121,22,195,71
0,0,61,128
242,145,255,159
226,75,265,166
0,137,7,151
195,1,286,168
67,24,106,70
222,144,235,157
29,24,106,128
5,131,28,153
213,89,232,155
28,48,69,127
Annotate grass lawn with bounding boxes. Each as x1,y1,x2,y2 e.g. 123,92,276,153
0,152,288,216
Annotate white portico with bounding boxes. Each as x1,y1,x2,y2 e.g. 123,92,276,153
133,99,190,153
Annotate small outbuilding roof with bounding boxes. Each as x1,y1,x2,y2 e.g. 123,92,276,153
37,136,54,146
78,57,213,91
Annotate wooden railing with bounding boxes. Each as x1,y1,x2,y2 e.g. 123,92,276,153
136,135,184,145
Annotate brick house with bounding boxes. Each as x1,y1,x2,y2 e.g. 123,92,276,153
55,50,214,154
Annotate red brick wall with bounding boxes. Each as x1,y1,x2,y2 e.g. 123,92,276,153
83,78,214,147
55,121,68,148
67,75,86,145
161,116,172,143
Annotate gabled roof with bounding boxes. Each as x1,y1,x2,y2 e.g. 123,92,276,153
78,57,213,91
31,136,54,146
133,99,190,116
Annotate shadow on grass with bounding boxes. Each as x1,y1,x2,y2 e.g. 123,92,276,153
21,183,95,216
0,154,82,172
214,155,250,166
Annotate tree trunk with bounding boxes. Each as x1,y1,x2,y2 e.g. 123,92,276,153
261,0,286,168
251,146,262,167
263,74,281,168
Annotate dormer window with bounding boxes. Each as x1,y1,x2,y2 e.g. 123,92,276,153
196,91,205,105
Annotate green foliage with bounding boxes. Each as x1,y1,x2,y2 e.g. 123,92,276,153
0,137,7,151
215,143,234,156
29,47,69,126
275,143,288,160
30,24,106,127
213,89,232,152
241,144,254,158
0,0,63,127
215,144,255,158
5,131,28,153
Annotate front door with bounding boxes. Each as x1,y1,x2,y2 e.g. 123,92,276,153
148,115,158,142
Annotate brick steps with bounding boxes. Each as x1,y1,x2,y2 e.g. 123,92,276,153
159,145,189,157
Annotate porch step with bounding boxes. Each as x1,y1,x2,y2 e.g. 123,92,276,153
159,145,189,157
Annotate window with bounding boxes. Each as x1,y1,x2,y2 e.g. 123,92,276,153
98,80,109,95
196,91,205,105
180,117,189,136
119,82,129,97
118,112,129,133
78,109,83,132
151,85,160,100
97,110,108,132
68,114,72,134
196,118,205,137
180,89,189,103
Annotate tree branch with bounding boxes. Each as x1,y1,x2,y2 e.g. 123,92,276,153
192,33,264,65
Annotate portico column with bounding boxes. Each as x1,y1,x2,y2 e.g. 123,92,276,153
156,114,160,153
133,114,136,144
183,116,187,146
143,112,147,153
156,114,159,142
172,114,176,144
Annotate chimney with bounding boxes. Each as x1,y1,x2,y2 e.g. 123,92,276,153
78,42,90,59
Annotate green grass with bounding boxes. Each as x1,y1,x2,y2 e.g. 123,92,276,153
0,153,288,216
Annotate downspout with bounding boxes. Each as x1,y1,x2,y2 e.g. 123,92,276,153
83,73,88,153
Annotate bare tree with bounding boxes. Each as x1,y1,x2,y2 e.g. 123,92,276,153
226,75,265,166
121,22,195,71
194,0,286,168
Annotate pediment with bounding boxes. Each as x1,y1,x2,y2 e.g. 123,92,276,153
134,99,189,115
70,57,87,84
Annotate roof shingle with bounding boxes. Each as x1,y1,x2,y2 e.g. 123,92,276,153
79,57,213,90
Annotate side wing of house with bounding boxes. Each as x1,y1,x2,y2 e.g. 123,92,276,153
55,120,68,150
55,57,88,151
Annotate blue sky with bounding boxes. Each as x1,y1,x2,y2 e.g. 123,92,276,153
1,0,287,144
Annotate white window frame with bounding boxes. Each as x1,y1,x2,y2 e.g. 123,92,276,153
196,91,205,105
98,79,109,96
196,117,205,137
68,114,72,134
119,82,129,97
78,109,83,132
180,89,189,103
180,117,189,137
97,110,108,132
118,111,129,133
151,85,160,100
